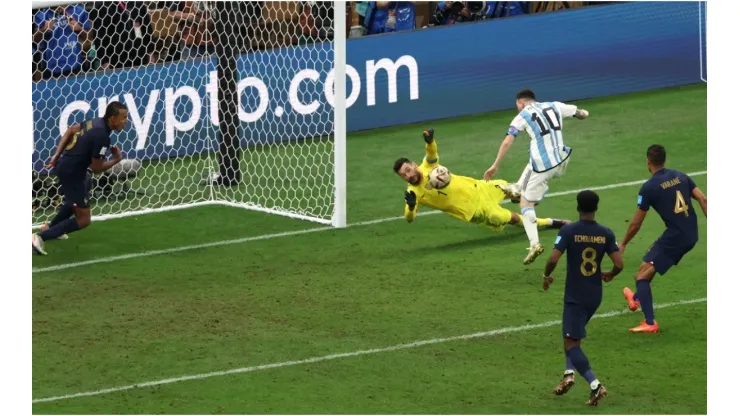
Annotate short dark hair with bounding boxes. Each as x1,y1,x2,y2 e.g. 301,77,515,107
647,144,666,166
577,190,599,213
516,89,536,101
393,157,410,173
104,101,128,120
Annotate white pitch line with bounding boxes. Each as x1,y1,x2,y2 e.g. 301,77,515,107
32,171,707,274
32,297,707,405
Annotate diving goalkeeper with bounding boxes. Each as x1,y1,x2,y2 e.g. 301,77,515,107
393,129,569,248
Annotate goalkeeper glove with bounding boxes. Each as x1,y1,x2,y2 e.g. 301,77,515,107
405,190,417,210
423,129,435,144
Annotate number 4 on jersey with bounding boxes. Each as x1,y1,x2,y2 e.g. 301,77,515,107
674,190,690,217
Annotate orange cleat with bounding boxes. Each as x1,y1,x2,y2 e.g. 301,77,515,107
628,320,659,333
622,287,640,311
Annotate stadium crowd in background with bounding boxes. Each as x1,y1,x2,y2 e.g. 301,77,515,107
32,1,614,82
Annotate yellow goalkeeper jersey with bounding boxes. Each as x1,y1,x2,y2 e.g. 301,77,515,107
405,141,484,223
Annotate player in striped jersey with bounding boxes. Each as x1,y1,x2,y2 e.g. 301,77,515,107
484,89,590,264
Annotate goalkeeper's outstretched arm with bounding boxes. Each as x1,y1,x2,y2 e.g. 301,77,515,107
423,129,438,166
404,190,418,222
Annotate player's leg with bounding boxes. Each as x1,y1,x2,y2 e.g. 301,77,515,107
625,262,659,332
491,177,522,203
561,304,607,405
34,177,91,254
512,162,533,193
482,200,562,231
508,211,566,229
477,183,567,232
39,178,77,240
519,170,553,264
555,337,576,395
625,241,691,332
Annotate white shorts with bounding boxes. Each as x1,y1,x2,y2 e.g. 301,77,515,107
516,158,570,203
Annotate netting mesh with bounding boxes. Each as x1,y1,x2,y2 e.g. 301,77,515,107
32,1,338,226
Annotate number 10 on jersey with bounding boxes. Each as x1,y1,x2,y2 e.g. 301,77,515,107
532,107,561,137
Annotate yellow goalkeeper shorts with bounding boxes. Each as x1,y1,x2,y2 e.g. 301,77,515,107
468,180,513,232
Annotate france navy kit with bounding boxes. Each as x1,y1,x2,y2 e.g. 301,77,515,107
54,118,112,208
637,168,699,274
554,220,619,340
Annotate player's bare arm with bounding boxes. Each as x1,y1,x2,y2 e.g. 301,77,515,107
601,251,624,282
484,134,515,180
691,186,707,216
573,109,590,120
542,249,563,291
45,123,83,168
90,145,123,174
619,208,647,253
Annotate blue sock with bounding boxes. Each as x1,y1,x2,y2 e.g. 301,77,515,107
38,218,81,241
566,346,597,384
584,370,597,385
49,203,75,227
637,279,655,324
565,354,575,373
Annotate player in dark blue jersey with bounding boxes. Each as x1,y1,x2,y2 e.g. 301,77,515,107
542,190,623,406
32,101,129,255
619,145,707,333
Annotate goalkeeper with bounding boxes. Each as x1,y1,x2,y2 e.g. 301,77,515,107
393,129,568,246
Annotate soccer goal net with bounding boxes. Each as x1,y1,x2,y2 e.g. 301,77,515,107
31,1,346,228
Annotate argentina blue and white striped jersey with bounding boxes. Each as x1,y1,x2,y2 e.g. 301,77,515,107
508,101,578,173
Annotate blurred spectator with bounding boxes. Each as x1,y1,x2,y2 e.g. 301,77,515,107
354,1,370,29
430,1,486,26
32,20,42,82
428,1,527,26
158,1,216,61
90,2,156,70
33,4,92,79
529,2,584,14
488,2,525,18
300,1,334,44
33,47,42,82
364,2,415,35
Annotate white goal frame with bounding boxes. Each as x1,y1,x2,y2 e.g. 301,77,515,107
31,0,346,229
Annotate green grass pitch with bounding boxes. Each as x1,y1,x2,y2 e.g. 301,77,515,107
32,84,707,414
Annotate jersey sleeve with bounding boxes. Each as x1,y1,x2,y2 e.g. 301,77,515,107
91,130,111,160
554,227,570,253
507,114,528,138
637,182,652,211
554,101,578,118
421,140,439,169
685,173,697,190
605,229,619,254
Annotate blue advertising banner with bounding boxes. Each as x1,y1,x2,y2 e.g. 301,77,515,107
32,2,704,172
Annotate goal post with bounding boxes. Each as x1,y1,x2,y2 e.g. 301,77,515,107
332,0,347,228
31,0,347,228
